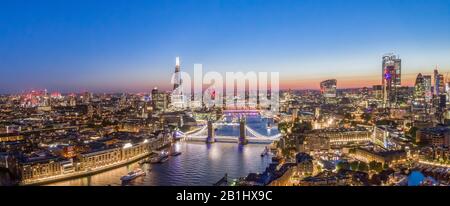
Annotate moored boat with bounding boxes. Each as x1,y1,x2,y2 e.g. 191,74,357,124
159,155,169,163
170,151,182,156
120,168,146,182
151,152,169,164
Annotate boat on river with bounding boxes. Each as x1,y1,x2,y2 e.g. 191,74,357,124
120,168,146,182
151,152,169,164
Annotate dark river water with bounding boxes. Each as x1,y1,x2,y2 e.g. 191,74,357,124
46,115,277,186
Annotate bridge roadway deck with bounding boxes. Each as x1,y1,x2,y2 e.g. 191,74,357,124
185,136,276,144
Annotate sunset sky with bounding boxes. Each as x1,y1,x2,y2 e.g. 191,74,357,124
1,0,450,93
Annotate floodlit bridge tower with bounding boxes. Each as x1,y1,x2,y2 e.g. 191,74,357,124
256,88,260,110
206,120,216,143
239,117,248,145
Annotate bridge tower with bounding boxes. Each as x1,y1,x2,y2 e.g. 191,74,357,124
239,117,248,145
206,120,215,143
222,87,227,110
256,87,260,110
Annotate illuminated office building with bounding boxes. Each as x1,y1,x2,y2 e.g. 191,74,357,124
372,85,383,100
446,82,450,102
414,73,426,103
320,79,337,104
152,87,169,111
434,69,445,96
423,75,433,103
382,54,401,107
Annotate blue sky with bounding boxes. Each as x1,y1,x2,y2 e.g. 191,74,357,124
1,0,450,93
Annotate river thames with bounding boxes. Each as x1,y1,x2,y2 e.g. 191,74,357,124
46,115,276,186
46,142,271,186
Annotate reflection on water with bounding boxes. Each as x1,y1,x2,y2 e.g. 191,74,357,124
218,115,278,137
0,171,12,186
47,142,272,186
46,114,275,186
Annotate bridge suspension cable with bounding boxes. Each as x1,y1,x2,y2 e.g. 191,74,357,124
186,122,281,140
186,124,208,137
245,125,281,139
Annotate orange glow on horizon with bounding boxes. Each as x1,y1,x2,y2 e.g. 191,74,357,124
279,75,416,90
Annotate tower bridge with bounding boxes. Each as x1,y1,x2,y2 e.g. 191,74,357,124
183,119,281,144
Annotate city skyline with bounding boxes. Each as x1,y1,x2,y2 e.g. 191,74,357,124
1,0,450,93
1,55,447,95
2,1,450,189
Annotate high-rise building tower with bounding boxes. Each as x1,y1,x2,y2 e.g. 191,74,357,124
152,87,168,111
413,73,428,110
320,79,337,104
423,75,433,103
434,68,445,96
372,85,383,100
414,73,425,101
382,53,401,107
171,57,186,109
446,81,450,103
173,57,181,90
